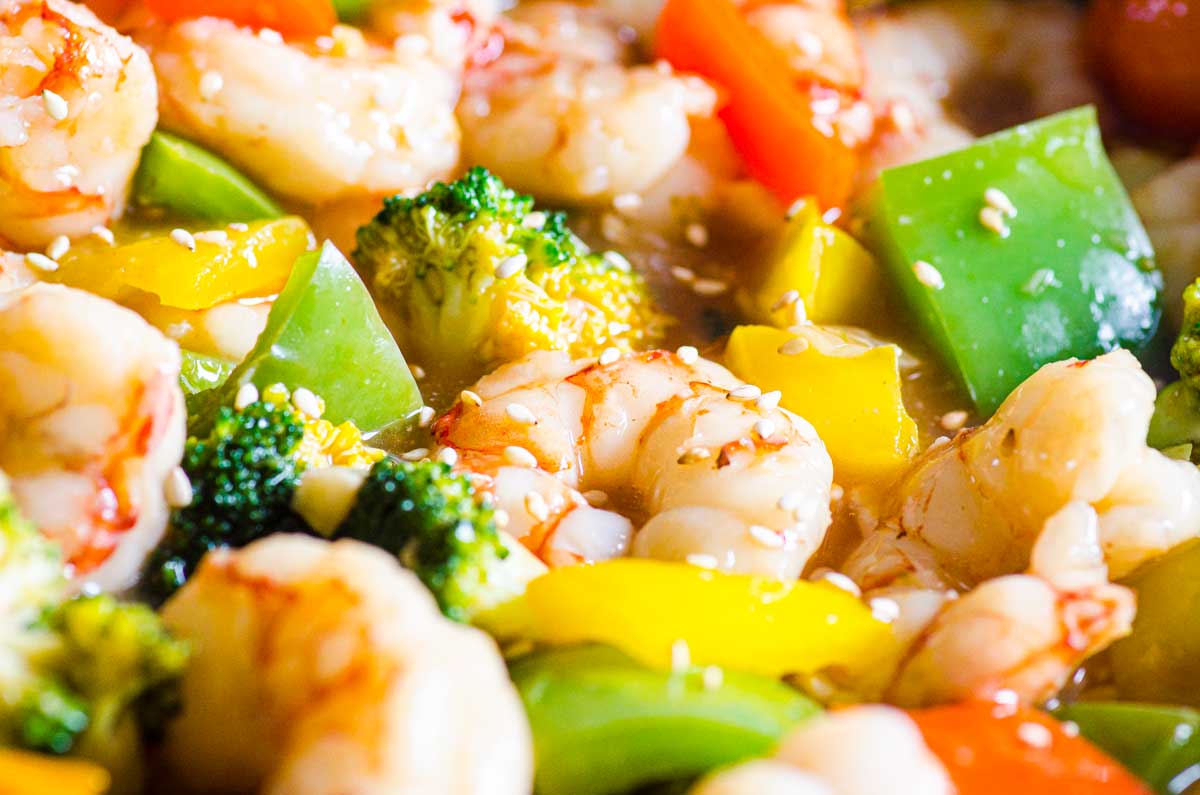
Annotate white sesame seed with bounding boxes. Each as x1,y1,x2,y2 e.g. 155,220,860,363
727,384,762,401
677,446,712,465
692,278,728,296
504,445,538,468
830,484,845,501
940,410,969,431
524,491,549,522
506,403,537,425
670,265,695,283
702,665,724,690
685,222,709,248
984,187,1018,218
1061,720,1080,738
412,365,426,380
686,553,719,569
818,570,861,597
234,383,260,410
401,448,430,461
1016,722,1053,749
599,347,621,366
436,447,459,466
258,27,284,43
777,491,806,512
675,345,699,364
993,688,1019,707
193,230,230,245
753,419,776,439
583,489,609,506
521,211,547,230
755,391,782,411
460,389,483,407
165,467,193,508
786,198,809,219
912,259,945,290
602,250,633,272
778,337,810,356
170,228,197,252
495,252,527,279
417,406,436,427
494,508,510,528
748,524,784,548
41,89,68,121
90,225,115,246
199,70,225,100
612,192,642,213
291,387,322,418
979,206,1011,237
790,299,808,325
670,639,691,672
227,222,250,233
869,597,901,623
46,235,70,261
24,252,58,272
771,289,800,312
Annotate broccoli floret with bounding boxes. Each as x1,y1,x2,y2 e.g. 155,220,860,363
354,166,667,381
1172,279,1200,388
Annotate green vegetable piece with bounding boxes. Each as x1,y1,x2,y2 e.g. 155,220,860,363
1109,538,1200,708
1056,702,1200,794
1171,278,1200,388
179,350,234,397
511,645,820,795
1148,381,1200,451
197,242,422,434
869,106,1161,415
133,131,284,222
331,0,372,20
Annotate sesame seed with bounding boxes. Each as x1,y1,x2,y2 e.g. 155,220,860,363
912,259,945,290
702,665,724,690
786,198,809,219
817,570,861,597
90,226,115,245
194,230,230,245
727,384,762,401
234,383,260,410
495,252,527,279
599,347,621,366
291,387,322,418
753,419,776,439
41,89,68,121
940,410,969,431
686,553,719,569
401,448,429,461
460,389,483,407
612,192,642,213
522,211,547,229
170,228,197,251
830,484,844,501
602,250,632,272
748,524,784,548
692,278,728,296
1061,720,1080,738
685,222,709,247
676,345,699,364
436,447,458,466
1016,722,1053,749
506,403,537,425
46,235,70,261
677,446,711,464
199,70,224,100
984,187,1017,218
24,252,58,272
412,365,426,380
165,467,193,508
524,491,549,522
770,289,801,312
778,337,810,356
755,391,782,411
869,597,901,623
979,206,1011,237
418,406,436,427
494,509,510,528
777,491,806,512
670,639,691,672
503,445,538,468
671,265,695,283
790,299,808,325
227,222,250,232
583,489,609,506
993,688,1019,707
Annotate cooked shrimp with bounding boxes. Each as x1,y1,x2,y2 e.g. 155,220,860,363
368,0,501,69
1131,155,1200,331
691,706,953,795
0,250,35,292
160,534,532,795
0,284,185,591
434,349,835,579
143,18,460,206
0,0,157,249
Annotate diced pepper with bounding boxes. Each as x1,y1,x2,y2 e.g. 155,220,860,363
867,106,1161,415
1147,381,1200,451
522,558,895,680
1057,702,1200,795
0,749,110,795
725,324,919,482
331,0,372,21
49,218,308,311
143,0,336,36
655,0,857,209
179,350,235,396
910,703,1151,795
1108,538,1200,707
511,645,820,795
739,199,884,327
133,132,284,223
191,242,422,434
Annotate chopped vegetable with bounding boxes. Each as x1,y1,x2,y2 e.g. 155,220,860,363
868,106,1161,415
133,131,284,222
179,350,235,397
330,0,372,20
655,0,858,208
49,218,308,311
725,324,919,482
143,0,337,36
0,749,110,795
511,645,820,795
521,558,895,680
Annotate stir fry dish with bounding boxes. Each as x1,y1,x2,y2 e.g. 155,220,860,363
1,0,1200,793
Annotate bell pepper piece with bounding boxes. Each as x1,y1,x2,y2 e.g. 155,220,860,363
0,749,110,795
192,242,422,434
1147,381,1200,451
512,644,820,795
1108,538,1200,707
910,702,1151,795
739,199,884,327
331,0,372,21
179,350,235,396
522,558,894,680
49,218,308,311
655,0,857,209
725,324,919,482
133,132,284,223
1056,702,1200,795
867,106,1161,415
143,0,336,36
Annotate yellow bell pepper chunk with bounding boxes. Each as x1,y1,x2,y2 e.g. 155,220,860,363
739,199,882,327
524,558,894,679
0,748,109,795
725,324,919,483
50,217,311,311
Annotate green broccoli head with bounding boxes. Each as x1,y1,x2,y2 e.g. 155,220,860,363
1172,278,1200,387
332,458,511,623
354,167,667,380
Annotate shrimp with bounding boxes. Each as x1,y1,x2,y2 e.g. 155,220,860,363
1131,155,1200,331
0,250,35,292
691,706,953,795
143,18,460,206
367,0,501,69
434,349,835,579
160,534,532,795
0,284,186,591
0,0,157,249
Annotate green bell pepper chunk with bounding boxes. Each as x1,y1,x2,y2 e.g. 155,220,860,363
179,350,234,397
192,242,422,434
868,106,1161,415
331,0,373,20
133,131,284,222
511,644,820,795
1056,702,1200,794
1147,381,1200,451
1109,538,1200,708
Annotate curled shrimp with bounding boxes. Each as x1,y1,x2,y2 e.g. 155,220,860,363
0,0,157,249
160,534,532,795
142,18,460,206
0,284,186,591
434,349,834,579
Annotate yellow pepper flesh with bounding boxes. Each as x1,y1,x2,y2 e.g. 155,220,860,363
725,324,920,483
50,217,311,311
524,558,894,679
0,749,109,795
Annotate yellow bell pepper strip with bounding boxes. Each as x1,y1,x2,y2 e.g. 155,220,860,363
739,199,884,328
0,749,109,795
522,558,894,680
49,218,311,311
725,324,920,482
